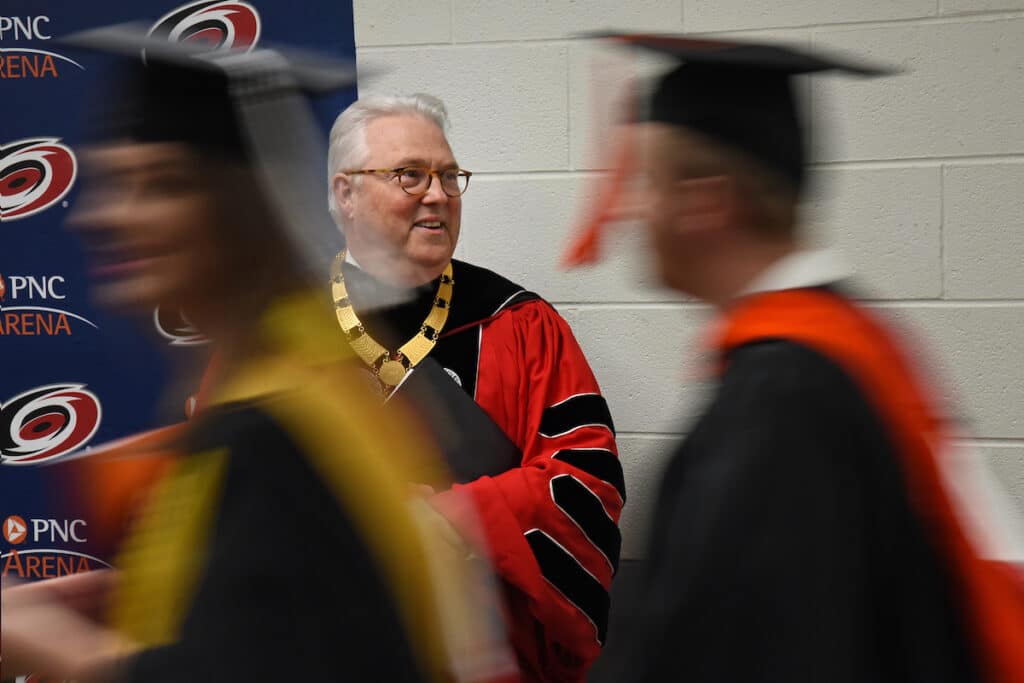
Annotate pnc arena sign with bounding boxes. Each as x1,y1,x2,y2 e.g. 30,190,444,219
0,273,98,336
2,515,111,580
0,15,85,80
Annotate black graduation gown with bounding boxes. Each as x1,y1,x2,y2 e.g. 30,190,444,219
604,340,982,683
122,402,427,683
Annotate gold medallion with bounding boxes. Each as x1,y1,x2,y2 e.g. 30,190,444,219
330,250,453,394
378,359,408,387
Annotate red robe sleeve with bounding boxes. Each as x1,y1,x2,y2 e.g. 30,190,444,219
431,300,624,682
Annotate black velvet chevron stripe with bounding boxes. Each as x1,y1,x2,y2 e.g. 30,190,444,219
525,529,609,645
551,475,621,572
552,448,626,502
539,393,615,438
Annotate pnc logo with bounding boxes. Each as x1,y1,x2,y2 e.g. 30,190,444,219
0,16,51,41
0,275,98,336
1,274,66,300
149,1,261,54
0,138,77,221
4,515,27,544
0,384,102,465
3,516,87,545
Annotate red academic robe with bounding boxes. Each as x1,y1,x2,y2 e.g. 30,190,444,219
348,259,624,682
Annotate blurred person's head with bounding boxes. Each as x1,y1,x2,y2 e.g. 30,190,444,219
70,142,300,327
327,94,466,287
68,58,305,337
639,122,799,305
566,35,886,304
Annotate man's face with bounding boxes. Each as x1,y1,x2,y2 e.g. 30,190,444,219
68,142,222,314
639,124,732,296
334,114,462,286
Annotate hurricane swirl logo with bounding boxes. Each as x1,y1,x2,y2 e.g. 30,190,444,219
149,1,261,54
0,138,77,222
154,305,209,346
1,384,101,465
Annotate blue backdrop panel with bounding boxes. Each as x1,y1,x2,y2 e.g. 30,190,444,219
1,0,357,579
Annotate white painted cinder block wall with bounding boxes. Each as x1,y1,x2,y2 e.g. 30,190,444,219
352,1,1024,560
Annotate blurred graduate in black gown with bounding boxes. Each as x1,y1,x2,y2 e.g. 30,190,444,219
567,34,1024,683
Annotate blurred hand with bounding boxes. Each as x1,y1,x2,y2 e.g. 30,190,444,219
407,495,475,561
2,569,118,621
1,574,134,683
408,482,437,498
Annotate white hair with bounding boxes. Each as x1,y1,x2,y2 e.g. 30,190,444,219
326,93,451,225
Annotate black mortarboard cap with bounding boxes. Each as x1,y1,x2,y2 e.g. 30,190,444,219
58,23,358,280
97,56,245,159
61,24,357,156
604,34,891,191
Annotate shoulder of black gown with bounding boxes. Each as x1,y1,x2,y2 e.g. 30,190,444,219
655,337,888,555
720,337,862,411
447,258,541,329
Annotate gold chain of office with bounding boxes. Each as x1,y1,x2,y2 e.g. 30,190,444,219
329,249,453,392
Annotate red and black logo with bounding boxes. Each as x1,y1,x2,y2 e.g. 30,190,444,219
154,305,209,346
0,138,77,222
149,1,261,54
0,273,6,301
1,384,101,465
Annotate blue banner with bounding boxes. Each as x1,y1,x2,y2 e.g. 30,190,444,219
2,0,357,581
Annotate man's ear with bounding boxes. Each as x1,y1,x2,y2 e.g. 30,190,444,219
333,173,355,220
673,175,735,234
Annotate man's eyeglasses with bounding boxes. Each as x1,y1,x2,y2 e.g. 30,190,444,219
344,166,472,197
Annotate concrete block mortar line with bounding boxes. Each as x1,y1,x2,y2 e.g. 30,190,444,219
555,302,706,311
554,300,1024,309
810,155,1024,171
690,8,1024,36
358,37,592,52
565,46,573,172
865,300,1024,309
940,163,946,299
463,162,999,179
963,438,1024,447
354,9,1024,50
471,169,606,179
612,436,1024,447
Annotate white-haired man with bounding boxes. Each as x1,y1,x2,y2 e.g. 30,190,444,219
327,94,624,682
